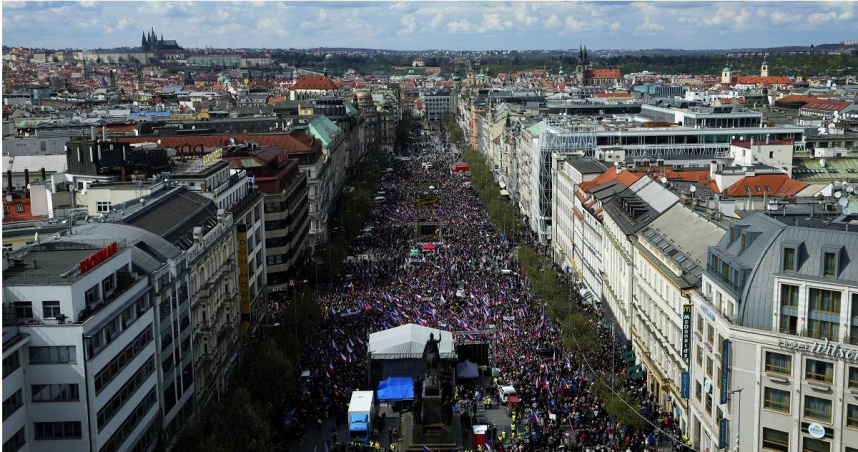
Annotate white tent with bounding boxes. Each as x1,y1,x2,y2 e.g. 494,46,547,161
368,324,456,360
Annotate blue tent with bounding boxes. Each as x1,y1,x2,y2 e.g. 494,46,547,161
377,377,414,402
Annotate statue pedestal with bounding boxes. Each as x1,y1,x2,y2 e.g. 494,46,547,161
422,383,443,427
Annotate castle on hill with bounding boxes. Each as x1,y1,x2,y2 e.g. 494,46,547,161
141,28,181,52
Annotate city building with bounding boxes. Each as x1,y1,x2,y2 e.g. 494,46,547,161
3,238,160,452
222,142,309,289
696,211,858,452
420,87,455,122
122,187,240,410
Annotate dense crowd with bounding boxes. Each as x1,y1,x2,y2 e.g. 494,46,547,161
277,124,693,452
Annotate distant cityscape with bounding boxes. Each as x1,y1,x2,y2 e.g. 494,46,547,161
3,8,858,452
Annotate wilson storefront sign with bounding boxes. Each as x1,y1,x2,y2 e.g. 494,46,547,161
779,337,858,362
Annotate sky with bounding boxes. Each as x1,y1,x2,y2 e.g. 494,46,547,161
2,1,857,51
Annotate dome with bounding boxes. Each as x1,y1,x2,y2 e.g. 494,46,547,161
217,75,227,83
356,90,372,101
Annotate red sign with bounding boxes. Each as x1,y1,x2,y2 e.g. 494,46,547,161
79,242,118,275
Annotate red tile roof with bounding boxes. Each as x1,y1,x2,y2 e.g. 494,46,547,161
725,174,806,197
579,169,642,193
291,75,336,91
800,99,853,112
586,69,622,78
733,76,792,85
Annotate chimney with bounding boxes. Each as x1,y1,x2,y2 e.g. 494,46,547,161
90,126,96,141
6,170,12,192
192,227,203,243
40,167,46,182
102,126,107,141
766,134,770,145
23,169,30,187
217,208,226,223
710,160,718,178
750,137,754,149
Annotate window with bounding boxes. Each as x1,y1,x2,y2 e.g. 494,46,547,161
763,387,790,413
2,389,23,420
765,351,792,376
783,247,797,272
15,204,24,213
808,288,841,314
96,201,112,212
34,421,82,440
29,346,76,364
806,359,834,384
707,323,714,345
848,404,858,428
100,388,157,452
706,357,714,378
697,314,704,334
852,294,858,345
696,346,703,366
804,395,832,422
3,426,26,451
31,384,79,402
823,252,837,277
762,428,789,452
2,206,8,215
102,275,116,295
802,437,830,452
43,300,61,318
85,285,99,306
94,326,153,394
695,381,702,401
96,356,155,431
850,367,858,389
781,284,799,308
3,351,20,378
14,301,33,319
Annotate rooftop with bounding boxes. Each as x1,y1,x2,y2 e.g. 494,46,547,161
4,242,124,286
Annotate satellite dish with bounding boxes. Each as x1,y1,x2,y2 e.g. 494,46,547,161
741,167,748,172
848,186,855,193
157,139,162,145
835,191,843,198
690,185,697,193
660,177,667,184
839,197,848,207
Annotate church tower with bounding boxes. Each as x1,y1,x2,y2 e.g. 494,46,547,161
721,64,732,84
760,58,769,77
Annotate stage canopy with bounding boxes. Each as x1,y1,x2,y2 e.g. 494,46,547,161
377,377,414,402
456,360,479,379
368,324,456,360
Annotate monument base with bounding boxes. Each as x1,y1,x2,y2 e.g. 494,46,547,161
400,412,462,452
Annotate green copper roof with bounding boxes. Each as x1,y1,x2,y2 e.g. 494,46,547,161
307,115,342,147
525,121,543,137
344,101,359,117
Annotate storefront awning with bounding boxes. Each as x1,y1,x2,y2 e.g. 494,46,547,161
500,189,510,197
627,364,642,373
630,371,644,380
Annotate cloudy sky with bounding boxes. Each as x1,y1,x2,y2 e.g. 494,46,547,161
2,1,856,51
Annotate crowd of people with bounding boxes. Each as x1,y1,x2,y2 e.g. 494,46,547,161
281,123,693,452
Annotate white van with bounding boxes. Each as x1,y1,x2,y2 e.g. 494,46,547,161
500,385,517,405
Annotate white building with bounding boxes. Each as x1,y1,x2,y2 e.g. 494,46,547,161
3,240,160,452
629,204,724,437
551,157,604,273
695,213,858,452
420,87,454,122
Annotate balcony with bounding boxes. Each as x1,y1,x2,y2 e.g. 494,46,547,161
705,265,741,295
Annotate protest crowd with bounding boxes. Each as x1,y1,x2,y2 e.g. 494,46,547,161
271,122,694,452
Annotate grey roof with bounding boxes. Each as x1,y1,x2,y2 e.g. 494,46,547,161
123,189,219,251
603,177,679,236
642,204,727,287
64,223,182,273
567,158,607,175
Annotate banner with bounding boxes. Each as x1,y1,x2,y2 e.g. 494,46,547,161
720,339,730,404
237,224,251,341
681,371,690,399
682,305,692,363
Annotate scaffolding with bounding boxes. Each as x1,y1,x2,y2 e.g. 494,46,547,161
532,117,596,243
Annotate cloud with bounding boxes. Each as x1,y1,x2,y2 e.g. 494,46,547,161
429,13,443,30
399,14,416,35
769,11,802,24
447,19,472,34
481,13,507,32
636,21,665,33
563,16,590,33
610,21,621,31
544,14,561,29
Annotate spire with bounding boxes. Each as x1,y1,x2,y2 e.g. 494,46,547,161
579,44,584,62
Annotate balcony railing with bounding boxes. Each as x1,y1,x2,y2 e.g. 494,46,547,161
705,265,742,294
